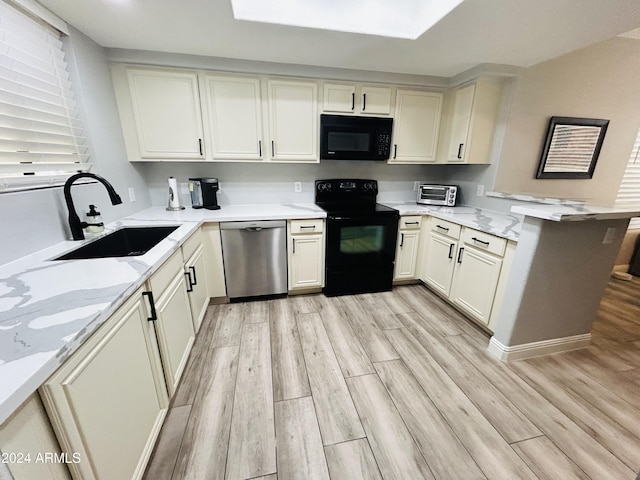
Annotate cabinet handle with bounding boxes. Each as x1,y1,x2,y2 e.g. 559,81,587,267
400,233,404,247
271,141,275,157
471,237,490,246
448,243,455,259
362,93,366,111
436,224,449,231
292,238,296,254
189,265,198,285
258,140,262,157
457,143,463,159
393,144,397,159
199,138,203,156
142,291,158,322
300,225,316,230
457,247,464,264
351,92,355,111
185,272,194,292
405,221,419,226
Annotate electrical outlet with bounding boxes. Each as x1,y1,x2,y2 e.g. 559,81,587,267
413,181,420,191
179,182,189,195
476,184,485,196
294,181,302,193
603,227,617,244
128,187,136,202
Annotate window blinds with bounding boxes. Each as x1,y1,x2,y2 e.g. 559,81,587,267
615,128,640,229
0,0,89,190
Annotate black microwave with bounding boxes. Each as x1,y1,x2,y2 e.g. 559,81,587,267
320,114,393,161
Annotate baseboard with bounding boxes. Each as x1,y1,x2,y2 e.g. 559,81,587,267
613,264,630,273
488,333,591,361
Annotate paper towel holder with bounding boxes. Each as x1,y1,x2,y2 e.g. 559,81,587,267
166,177,185,211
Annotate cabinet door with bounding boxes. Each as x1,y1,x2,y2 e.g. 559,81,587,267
127,69,204,159
153,270,195,395
41,288,168,480
289,234,324,290
450,245,502,324
204,75,264,160
394,230,420,280
323,83,356,113
422,232,457,296
267,80,318,162
202,223,227,299
390,90,442,164
185,245,209,332
446,82,475,162
360,86,392,115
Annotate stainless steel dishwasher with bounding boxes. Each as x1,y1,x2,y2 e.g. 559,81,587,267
220,220,287,299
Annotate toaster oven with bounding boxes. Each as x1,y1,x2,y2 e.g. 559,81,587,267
417,184,458,206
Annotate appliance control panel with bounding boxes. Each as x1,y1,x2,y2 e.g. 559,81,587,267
315,179,378,200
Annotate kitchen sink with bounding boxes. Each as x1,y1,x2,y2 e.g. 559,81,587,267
54,226,179,260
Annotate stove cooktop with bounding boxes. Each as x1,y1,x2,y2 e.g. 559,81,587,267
316,202,398,215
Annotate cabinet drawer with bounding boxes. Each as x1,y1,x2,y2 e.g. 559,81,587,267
181,227,203,261
430,218,461,240
149,250,185,294
461,228,506,257
399,215,422,230
290,218,324,234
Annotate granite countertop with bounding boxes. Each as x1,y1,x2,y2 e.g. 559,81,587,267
0,203,326,425
381,202,523,242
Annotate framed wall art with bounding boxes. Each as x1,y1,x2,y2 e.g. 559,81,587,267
536,116,609,179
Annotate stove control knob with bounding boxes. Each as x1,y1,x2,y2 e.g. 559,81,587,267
318,182,332,192
363,182,375,192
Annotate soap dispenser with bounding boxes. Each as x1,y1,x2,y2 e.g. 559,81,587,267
84,205,104,234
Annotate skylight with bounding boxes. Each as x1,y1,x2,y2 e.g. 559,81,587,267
230,0,465,40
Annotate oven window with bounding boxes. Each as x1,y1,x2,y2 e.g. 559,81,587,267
340,226,384,254
328,132,370,152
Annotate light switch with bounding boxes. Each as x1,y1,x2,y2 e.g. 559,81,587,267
294,182,302,193
128,187,136,202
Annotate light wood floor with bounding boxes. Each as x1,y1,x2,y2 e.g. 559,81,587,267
143,277,640,480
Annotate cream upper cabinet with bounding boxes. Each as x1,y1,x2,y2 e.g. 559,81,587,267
202,74,264,161
394,216,422,280
288,219,325,291
322,83,393,116
40,286,169,480
442,78,504,164
267,79,319,162
119,67,205,160
389,90,443,164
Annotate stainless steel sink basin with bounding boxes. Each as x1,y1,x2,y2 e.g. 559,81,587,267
54,226,179,260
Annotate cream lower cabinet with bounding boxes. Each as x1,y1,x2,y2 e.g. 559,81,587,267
201,223,227,299
40,286,169,480
287,219,325,292
182,228,210,332
421,218,462,296
394,215,422,280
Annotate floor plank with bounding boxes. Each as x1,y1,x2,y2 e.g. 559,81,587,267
171,346,238,480
314,295,375,378
269,299,311,401
355,293,404,330
297,312,365,445
324,439,382,480
275,397,330,480
374,360,486,480
511,436,590,480
143,405,191,480
225,323,276,480
243,300,270,324
346,374,435,480
211,303,244,347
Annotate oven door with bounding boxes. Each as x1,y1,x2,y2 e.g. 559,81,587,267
326,213,399,267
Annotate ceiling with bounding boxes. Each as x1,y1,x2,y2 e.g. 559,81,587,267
37,0,640,78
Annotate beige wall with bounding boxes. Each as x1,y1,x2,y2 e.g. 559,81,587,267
494,37,640,205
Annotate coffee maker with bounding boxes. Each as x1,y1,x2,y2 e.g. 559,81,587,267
189,178,220,210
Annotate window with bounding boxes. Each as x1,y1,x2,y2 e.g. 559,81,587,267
0,0,89,192
615,127,640,229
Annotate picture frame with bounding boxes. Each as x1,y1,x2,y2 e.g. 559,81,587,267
536,116,609,179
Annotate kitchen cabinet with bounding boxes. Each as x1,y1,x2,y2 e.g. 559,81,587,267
148,250,196,396
202,74,264,161
0,394,70,480
442,78,504,164
267,79,319,162
322,82,393,115
182,228,210,332
201,223,227,299
394,215,422,280
421,218,461,296
287,219,325,292
40,286,169,480
115,66,205,160
389,90,443,164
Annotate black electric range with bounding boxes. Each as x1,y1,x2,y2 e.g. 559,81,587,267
315,179,399,296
